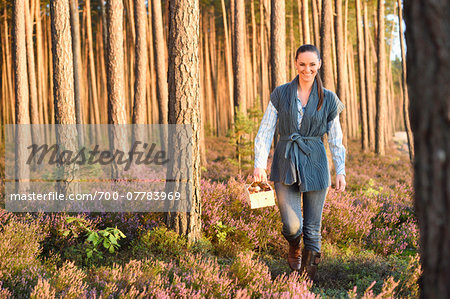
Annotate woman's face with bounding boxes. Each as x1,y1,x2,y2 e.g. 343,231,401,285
295,51,321,83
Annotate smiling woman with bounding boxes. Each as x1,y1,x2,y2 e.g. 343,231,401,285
253,44,346,282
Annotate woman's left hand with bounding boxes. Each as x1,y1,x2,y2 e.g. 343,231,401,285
335,174,346,192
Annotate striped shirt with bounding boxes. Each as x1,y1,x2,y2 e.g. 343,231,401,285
254,93,346,175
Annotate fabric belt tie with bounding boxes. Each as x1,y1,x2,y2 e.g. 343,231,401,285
279,133,322,186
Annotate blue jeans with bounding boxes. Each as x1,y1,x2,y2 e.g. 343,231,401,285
274,182,328,252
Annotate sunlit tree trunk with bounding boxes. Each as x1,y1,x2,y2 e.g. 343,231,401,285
165,0,202,243
260,0,267,109
335,0,347,147
106,0,127,178
25,0,38,127
363,2,375,150
312,0,320,48
50,0,78,197
50,0,76,125
106,0,127,125
375,0,386,155
70,0,84,146
320,0,334,90
234,0,246,114
13,0,31,193
221,0,234,122
356,0,368,148
301,0,310,44
251,0,258,106
132,0,147,126
86,0,100,125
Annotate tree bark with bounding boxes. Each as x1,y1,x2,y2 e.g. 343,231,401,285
106,0,127,178
260,0,267,109
25,0,39,126
397,0,414,162
356,0,368,148
270,0,286,90
50,0,78,196
165,0,202,243
375,0,386,155
301,0,311,44
297,0,303,45
86,0,100,125
250,0,258,106
132,0,147,126
70,0,84,145
404,0,450,297
335,0,347,147
51,0,76,125
13,0,31,193
320,0,334,90
363,2,375,150
234,0,246,114
221,0,235,122
106,0,127,125
312,0,320,48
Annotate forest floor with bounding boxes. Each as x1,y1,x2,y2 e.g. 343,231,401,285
0,134,419,298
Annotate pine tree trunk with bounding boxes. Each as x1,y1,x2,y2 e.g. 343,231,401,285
251,0,258,105
397,0,414,162
25,0,38,126
335,0,347,147
199,16,207,166
320,0,334,90
297,0,303,45
289,7,295,79
106,0,127,178
13,0,31,193
147,3,158,124
51,0,76,125
260,0,267,109
301,0,310,44
165,0,202,243
270,0,286,89
106,0,127,125
404,0,450,296
86,0,100,124
132,0,147,127
203,13,213,134
221,0,234,122
312,0,320,48
234,0,246,114
348,44,359,138
50,0,78,196
375,0,386,155
363,2,375,150
70,0,84,145
4,8,14,125
356,0,368,144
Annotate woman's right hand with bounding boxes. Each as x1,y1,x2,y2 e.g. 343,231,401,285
253,168,267,182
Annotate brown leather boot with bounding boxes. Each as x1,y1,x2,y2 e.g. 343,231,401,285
287,235,302,271
299,248,321,281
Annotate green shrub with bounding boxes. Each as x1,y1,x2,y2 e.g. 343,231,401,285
137,226,187,257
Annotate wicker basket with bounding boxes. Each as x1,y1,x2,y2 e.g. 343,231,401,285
244,182,276,209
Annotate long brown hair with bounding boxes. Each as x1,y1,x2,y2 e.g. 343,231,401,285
295,44,324,111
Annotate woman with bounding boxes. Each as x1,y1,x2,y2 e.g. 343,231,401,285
253,44,346,281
